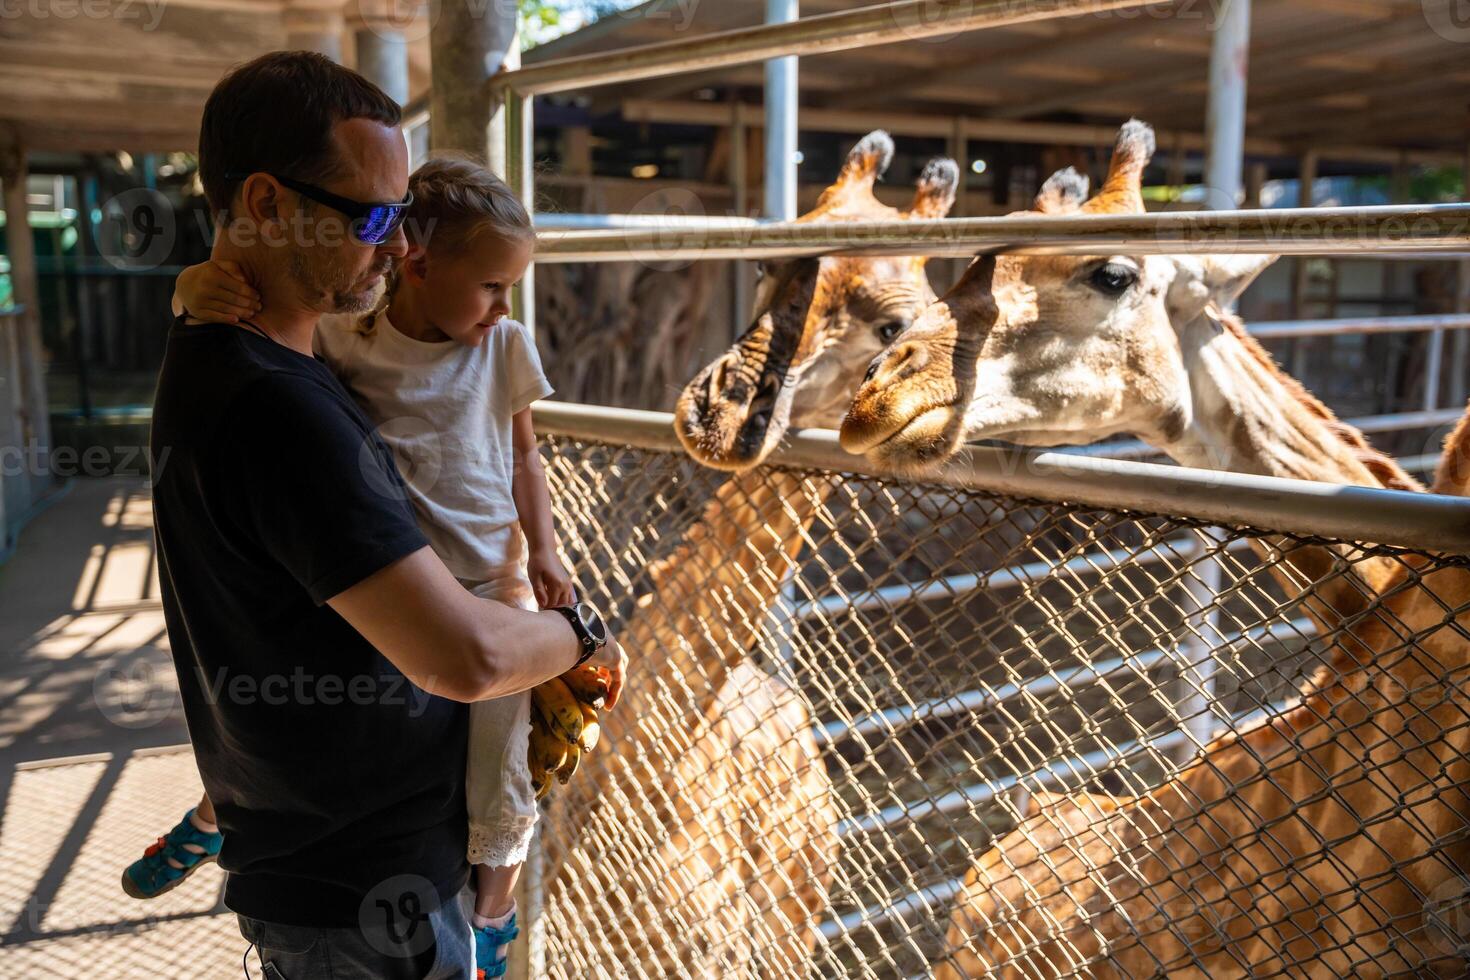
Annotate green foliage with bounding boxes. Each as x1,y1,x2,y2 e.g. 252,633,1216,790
1359,167,1465,204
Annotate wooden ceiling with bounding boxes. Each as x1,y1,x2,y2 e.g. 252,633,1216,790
3,0,1466,160
530,0,1470,161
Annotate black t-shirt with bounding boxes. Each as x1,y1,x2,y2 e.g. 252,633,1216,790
149,317,469,927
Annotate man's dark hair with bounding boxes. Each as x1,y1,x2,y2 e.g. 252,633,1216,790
199,50,402,216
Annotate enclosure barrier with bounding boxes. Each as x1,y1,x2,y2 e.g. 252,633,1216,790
531,401,1470,978
460,0,1470,974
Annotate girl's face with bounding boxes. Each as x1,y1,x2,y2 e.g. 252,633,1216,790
406,230,534,346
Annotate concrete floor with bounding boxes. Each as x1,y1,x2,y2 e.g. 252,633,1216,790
0,477,243,977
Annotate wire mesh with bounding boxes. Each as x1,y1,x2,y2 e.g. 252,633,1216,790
533,433,1470,980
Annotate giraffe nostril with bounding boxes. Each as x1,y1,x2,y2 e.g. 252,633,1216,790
863,358,882,384
708,355,732,400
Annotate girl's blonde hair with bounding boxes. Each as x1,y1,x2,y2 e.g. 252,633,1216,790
358,155,534,334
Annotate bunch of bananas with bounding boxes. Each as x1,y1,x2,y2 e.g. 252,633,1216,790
529,665,608,800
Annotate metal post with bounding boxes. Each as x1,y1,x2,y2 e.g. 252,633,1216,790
284,0,345,61
764,0,799,221
1454,138,1470,407
1174,543,1225,765
1203,0,1251,210
1195,0,1244,761
505,91,536,334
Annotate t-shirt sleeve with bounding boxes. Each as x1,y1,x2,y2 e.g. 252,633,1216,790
502,320,554,415
209,372,428,605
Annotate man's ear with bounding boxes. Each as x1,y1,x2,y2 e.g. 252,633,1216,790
237,173,284,225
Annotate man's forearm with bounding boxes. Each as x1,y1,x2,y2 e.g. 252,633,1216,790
329,546,582,703
465,600,583,699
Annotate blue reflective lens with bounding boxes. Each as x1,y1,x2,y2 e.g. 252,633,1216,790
354,206,406,245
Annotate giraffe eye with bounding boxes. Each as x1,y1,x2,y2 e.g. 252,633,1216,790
1088,262,1138,296
877,320,905,343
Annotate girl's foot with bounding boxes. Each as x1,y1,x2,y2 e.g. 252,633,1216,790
121,808,223,899
472,904,519,979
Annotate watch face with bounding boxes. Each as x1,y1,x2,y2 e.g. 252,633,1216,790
575,602,608,643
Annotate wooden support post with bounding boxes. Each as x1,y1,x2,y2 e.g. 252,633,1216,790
0,131,51,510
729,101,752,344
1243,161,1267,209
1165,131,1187,194
945,114,968,290
562,126,592,177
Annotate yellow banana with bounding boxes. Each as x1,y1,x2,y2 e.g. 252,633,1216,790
532,677,585,744
562,666,609,708
529,712,568,772
577,702,600,753
529,747,549,800
557,743,582,784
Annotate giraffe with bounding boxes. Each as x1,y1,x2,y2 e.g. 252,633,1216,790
538,131,958,978
840,121,1470,977
841,119,1421,637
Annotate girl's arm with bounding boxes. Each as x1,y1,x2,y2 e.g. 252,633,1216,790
511,407,575,609
173,260,260,322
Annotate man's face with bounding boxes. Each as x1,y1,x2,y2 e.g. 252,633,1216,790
281,117,409,314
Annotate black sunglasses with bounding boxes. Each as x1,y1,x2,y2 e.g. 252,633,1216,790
226,171,412,245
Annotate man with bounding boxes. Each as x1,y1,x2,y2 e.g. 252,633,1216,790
149,51,624,978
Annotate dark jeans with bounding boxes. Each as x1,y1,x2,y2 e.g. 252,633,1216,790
238,893,473,980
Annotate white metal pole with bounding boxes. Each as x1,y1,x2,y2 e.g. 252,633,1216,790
1203,0,1251,210
764,0,799,222
1193,0,1246,755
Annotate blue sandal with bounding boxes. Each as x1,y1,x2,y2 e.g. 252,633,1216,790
121,808,223,899
473,911,519,979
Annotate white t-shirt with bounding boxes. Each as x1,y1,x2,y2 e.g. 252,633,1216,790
313,309,554,582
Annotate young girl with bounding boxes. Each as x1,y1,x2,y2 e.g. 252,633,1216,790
127,157,579,979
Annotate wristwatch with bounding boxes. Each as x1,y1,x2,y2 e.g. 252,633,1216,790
552,601,609,667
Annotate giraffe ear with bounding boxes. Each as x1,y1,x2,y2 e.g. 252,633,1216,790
904,157,959,220
1166,254,1278,322
1033,167,1089,214
835,131,894,192
1083,119,1155,215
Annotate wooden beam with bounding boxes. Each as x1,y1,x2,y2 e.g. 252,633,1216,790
0,128,52,504
619,97,1462,166
818,14,1144,113
990,12,1434,123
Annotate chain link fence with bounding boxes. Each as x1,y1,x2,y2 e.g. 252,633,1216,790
529,421,1470,980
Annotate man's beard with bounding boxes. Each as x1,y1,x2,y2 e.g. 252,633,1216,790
289,251,390,314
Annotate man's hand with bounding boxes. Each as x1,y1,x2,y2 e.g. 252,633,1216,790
177,260,261,323
578,637,627,710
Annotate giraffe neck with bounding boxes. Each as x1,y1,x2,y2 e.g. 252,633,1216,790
614,466,833,735
1160,309,1420,633
1165,310,1415,491
548,464,834,848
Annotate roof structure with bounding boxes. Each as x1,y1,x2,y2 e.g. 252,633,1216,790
2,0,1466,162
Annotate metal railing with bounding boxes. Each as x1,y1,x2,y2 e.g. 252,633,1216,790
531,401,1470,978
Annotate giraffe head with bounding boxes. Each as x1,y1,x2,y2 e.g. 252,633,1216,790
840,120,1278,472
675,131,959,471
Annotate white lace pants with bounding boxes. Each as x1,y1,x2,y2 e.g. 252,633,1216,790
465,574,540,869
